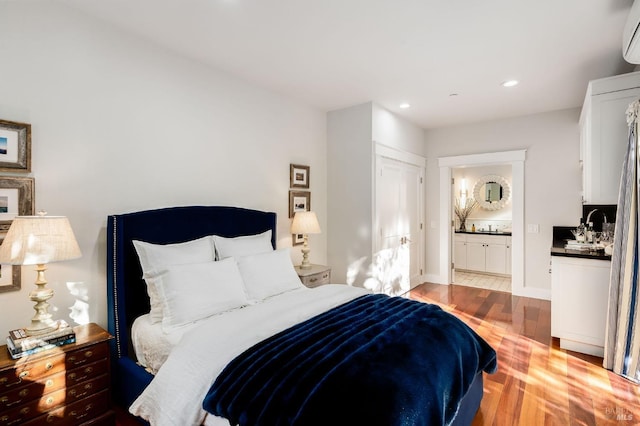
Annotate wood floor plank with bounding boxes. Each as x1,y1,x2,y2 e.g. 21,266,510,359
408,282,640,426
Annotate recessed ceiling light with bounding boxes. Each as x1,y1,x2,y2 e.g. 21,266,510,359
399,103,411,109
501,80,519,88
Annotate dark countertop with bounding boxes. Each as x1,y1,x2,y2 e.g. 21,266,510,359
455,230,512,236
551,226,611,260
550,244,611,260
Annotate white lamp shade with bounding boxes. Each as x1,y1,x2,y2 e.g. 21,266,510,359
0,216,82,265
291,211,321,234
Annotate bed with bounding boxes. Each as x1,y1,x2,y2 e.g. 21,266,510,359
107,206,496,426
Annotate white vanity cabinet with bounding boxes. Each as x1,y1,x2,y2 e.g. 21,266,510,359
505,237,512,275
455,233,509,275
551,256,610,357
580,71,640,204
454,234,467,269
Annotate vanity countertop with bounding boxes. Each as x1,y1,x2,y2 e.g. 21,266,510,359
455,230,512,236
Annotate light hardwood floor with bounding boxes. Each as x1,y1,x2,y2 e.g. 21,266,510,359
409,282,640,425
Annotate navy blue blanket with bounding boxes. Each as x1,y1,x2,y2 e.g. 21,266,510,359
203,294,497,426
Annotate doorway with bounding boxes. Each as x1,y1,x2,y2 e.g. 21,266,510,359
451,164,513,292
438,150,526,296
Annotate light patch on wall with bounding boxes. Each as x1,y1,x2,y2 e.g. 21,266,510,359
67,281,90,325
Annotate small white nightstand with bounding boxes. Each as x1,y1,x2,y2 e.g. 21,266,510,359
295,264,331,288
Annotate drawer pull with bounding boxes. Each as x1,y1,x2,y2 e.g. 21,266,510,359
69,350,94,365
46,396,54,405
45,362,53,370
70,382,93,399
69,369,93,383
71,403,93,420
7,418,24,426
1,396,23,408
20,407,30,415
1,371,29,388
309,278,318,283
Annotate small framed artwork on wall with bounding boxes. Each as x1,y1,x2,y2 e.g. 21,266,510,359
292,233,304,246
0,176,35,293
289,190,310,218
0,119,32,173
290,164,310,189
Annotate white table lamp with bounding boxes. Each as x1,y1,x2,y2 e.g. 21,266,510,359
0,213,81,336
291,211,321,269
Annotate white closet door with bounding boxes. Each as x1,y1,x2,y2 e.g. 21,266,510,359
375,154,424,295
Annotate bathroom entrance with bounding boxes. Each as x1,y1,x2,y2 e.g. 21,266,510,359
452,164,513,292
438,149,525,297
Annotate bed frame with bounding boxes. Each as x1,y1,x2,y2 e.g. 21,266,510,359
106,205,484,424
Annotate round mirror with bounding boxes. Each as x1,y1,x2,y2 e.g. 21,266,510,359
473,175,511,210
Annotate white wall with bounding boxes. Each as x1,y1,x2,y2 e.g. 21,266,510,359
424,108,583,297
0,2,327,333
327,102,424,286
453,164,513,227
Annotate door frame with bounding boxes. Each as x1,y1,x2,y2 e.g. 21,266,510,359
438,149,526,296
374,143,426,287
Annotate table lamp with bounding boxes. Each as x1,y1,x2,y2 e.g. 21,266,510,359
0,213,81,336
291,211,321,269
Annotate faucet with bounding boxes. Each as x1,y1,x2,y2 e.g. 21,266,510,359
586,209,607,224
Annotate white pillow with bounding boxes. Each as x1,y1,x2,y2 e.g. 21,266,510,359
156,258,248,331
213,230,273,260
132,236,215,323
237,248,303,301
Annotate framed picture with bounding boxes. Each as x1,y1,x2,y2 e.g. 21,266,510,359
290,164,310,189
289,190,310,218
0,119,32,173
292,233,304,246
0,176,35,293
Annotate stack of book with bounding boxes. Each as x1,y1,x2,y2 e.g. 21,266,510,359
6,320,76,359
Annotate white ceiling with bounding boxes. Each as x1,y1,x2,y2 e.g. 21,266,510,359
60,0,637,129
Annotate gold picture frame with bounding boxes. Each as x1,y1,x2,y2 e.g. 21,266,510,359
289,190,310,218
290,164,310,189
0,176,35,293
0,119,32,172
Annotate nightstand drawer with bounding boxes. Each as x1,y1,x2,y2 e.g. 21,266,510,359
297,267,331,288
22,389,110,426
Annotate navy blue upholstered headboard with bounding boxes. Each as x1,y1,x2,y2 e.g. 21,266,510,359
106,206,276,406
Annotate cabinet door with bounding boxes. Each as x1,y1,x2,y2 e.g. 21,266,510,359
466,242,486,272
485,243,506,274
551,257,610,351
585,87,640,203
454,239,467,269
505,237,512,275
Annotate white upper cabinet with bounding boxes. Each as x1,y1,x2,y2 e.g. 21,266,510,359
580,71,640,204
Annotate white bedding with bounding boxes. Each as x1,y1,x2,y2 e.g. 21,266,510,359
131,314,201,374
129,284,369,426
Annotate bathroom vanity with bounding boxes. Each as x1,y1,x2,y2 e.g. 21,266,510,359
455,231,511,275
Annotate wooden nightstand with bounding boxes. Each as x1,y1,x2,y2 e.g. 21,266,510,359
295,264,331,288
0,323,115,425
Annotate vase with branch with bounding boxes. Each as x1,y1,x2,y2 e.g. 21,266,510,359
454,197,478,231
